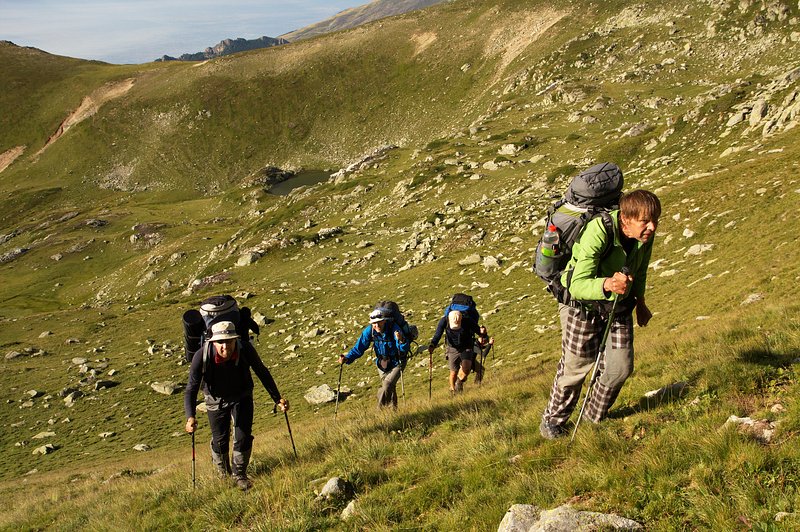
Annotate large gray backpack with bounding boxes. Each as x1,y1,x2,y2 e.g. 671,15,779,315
533,162,623,304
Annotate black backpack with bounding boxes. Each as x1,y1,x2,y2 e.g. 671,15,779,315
182,295,260,364
442,293,480,324
533,162,623,304
374,300,419,343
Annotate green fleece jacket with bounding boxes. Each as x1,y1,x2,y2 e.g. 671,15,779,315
561,210,654,304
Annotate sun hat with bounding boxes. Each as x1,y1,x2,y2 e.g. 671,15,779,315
448,310,462,330
369,309,388,324
208,321,240,342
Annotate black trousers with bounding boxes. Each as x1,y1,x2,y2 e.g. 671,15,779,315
206,395,254,455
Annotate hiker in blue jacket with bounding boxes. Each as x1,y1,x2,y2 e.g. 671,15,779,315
184,320,289,490
339,307,410,409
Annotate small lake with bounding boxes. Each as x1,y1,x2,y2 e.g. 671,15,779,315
269,170,332,196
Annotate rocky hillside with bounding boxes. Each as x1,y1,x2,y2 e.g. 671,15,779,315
1,0,800,528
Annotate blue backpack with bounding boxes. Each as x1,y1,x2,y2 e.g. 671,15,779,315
443,293,479,324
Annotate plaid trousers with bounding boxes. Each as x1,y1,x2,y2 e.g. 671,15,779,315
543,303,634,426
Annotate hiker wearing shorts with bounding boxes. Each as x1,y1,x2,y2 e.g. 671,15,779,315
184,321,289,489
429,310,481,394
339,307,410,409
540,190,661,439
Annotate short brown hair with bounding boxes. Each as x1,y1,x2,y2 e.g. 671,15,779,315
620,189,661,221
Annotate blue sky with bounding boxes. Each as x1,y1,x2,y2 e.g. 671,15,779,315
0,0,360,64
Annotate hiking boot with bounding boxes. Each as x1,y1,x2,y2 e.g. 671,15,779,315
454,379,464,393
539,418,567,440
234,475,252,491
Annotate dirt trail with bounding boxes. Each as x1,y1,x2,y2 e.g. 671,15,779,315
0,146,25,174
36,78,136,156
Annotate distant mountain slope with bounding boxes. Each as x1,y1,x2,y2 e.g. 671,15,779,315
153,0,446,62
280,0,447,42
154,35,289,62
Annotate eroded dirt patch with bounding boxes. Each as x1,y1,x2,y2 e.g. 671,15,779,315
0,146,25,173
37,78,136,155
484,9,568,77
411,32,437,56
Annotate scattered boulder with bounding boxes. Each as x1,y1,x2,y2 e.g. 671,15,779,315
459,253,482,266
341,500,358,520
5,351,22,360
26,390,44,398
482,255,501,269
724,415,777,444
236,251,262,266
71,357,88,365
151,382,182,395
133,444,151,451
684,243,713,256
741,293,763,305
499,504,643,531
640,381,689,409
304,384,337,405
315,476,355,502
32,431,56,439
64,391,83,407
32,444,57,456
498,504,541,531
99,432,115,438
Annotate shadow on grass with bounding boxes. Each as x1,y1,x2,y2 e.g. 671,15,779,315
738,347,797,367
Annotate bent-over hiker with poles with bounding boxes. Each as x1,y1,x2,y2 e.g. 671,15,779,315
473,325,494,385
185,321,289,490
338,307,410,410
540,190,661,439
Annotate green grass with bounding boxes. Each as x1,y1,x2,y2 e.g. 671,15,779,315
2,0,800,528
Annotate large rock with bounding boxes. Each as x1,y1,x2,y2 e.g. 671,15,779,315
304,384,337,405
499,504,643,531
498,504,541,531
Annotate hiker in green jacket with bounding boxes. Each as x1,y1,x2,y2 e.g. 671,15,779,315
540,189,661,439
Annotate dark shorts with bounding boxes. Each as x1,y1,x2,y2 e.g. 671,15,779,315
446,344,474,371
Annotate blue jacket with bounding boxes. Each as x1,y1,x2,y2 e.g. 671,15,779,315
344,323,410,372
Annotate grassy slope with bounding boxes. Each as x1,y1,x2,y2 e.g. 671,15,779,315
1,0,800,529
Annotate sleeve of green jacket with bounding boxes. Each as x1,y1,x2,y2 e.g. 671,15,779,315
564,213,653,303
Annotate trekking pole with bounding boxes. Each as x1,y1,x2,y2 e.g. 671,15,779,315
191,431,196,490
284,410,298,459
335,362,344,421
400,369,406,406
272,403,298,458
571,267,630,443
428,349,433,400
